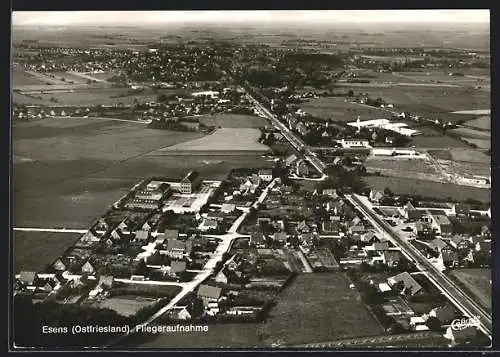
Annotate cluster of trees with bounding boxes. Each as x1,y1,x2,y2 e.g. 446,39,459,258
316,166,368,194
148,119,197,132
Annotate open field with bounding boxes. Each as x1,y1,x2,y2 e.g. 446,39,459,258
13,231,82,272
300,97,390,122
451,161,491,177
51,71,90,84
460,138,490,150
12,68,47,86
410,135,469,148
13,117,203,163
13,117,272,230
199,113,268,128
13,88,188,106
365,158,438,175
450,269,491,310
261,273,384,346
449,127,490,139
365,176,490,203
159,128,269,152
464,116,490,130
347,86,490,121
449,148,490,163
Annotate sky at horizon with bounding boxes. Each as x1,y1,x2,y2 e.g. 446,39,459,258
12,10,490,26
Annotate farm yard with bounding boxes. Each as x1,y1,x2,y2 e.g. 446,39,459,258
13,231,83,272
198,113,268,128
158,128,270,152
365,176,490,203
300,97,390,122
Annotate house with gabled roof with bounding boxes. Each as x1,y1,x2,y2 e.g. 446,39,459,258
449,235,470,250
399,201,422,221
197,284,223,306
382,250,403,267
52,258,67,272
361,231,380,244
296,220,311,234
81,261,95,274
428,238,450,253
18,271,38,286
388,272,423,296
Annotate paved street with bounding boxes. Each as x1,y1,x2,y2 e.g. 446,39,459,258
345,193,492,340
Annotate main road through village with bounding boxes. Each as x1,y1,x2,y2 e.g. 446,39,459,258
245,90,492,343
14,87,491,346
345,193,492,341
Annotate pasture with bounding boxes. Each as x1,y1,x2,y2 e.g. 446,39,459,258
365,176,490,203
160,128,269,152
300,97,390,122
198,113,268,128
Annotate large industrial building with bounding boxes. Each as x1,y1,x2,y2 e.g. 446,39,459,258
347,118,421,137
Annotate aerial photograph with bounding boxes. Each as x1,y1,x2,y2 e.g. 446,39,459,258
10,9,491,349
